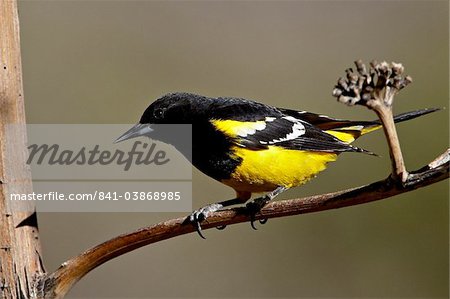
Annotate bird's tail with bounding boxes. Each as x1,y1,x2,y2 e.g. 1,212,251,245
360,108,440,135
326,108,440,143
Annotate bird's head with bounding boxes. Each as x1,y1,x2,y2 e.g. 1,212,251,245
115,92,207,144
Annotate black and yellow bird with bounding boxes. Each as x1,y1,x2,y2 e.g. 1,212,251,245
116,92,436,237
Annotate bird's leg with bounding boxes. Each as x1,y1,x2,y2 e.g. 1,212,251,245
188,193,250,239
246,186,288,230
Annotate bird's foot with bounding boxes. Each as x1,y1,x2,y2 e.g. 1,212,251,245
188,203,223,239
246,196,270,230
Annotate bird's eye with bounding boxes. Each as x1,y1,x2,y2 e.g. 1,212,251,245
153,108,165,119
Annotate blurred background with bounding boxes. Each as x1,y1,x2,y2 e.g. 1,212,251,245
18,1,448,298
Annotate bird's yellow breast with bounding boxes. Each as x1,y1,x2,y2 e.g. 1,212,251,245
222,145,337,193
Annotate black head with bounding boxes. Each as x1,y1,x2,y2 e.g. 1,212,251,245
139,92,212,124
115,92,209,144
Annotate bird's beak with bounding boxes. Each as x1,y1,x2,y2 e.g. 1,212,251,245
114,123,154,143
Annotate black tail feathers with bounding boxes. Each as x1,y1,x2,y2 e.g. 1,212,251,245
389,107,440,124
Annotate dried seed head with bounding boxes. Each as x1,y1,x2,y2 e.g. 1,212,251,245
332,59,412,107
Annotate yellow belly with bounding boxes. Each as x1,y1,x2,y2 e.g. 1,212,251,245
221,145,338,193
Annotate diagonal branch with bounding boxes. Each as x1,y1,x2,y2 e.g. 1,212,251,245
37,149,449,299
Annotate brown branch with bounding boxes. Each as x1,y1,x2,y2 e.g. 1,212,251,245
38,150,449,298
371,105,408,181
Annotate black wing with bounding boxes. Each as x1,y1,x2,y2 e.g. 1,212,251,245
205,97,369,154
277,108,376,130
236,115,366,153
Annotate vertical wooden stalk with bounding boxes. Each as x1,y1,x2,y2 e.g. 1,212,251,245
0,0,45,298
373,105,409,182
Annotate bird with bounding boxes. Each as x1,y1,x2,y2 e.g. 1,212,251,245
115,92,437,238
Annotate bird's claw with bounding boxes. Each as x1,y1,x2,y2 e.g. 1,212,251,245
259,218,268,224
246,197,270,230
249,216,268,230
195,219,206,239
188,203,223,239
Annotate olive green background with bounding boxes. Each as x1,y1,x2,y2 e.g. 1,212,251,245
18,1,448,298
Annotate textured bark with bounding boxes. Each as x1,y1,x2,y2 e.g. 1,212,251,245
0,1,45,298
